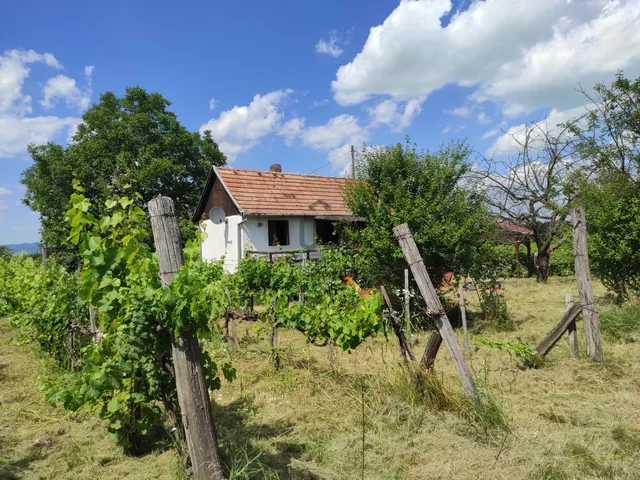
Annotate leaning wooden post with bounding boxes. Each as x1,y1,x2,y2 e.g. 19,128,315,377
393,224,477,396
148,197,226,480
459,285,470,358
565,292,579,358
571,206,603,363
404,269,412,344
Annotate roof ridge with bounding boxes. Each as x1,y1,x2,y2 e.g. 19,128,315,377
216,166,350,181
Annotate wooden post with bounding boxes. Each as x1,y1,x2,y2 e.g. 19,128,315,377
421,332,442,370
393,224,477,396
224,288,239,351
380,285,415,368
404,269,412,343
41,246,50,269
148,197,226,480
271,297,280,370
327,340,335,369
565,292,579,358
459,286,470,358
571,206,604,363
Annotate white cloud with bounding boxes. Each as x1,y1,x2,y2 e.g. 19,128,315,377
209,98,216,111
481,127,501,140
477,112,492,124
200,89,292,160
316,30,344,57
311,98,329,107
446,106,471,118
0,49,89,159
0,200,7,211
299,114,367,151
369,97,425,131
488,105,586,155
41,73,92,111
0,115,80,158
0,187,12,195
0,49,62,116
278,117,305,145
332,0,640,118
442,123,465,135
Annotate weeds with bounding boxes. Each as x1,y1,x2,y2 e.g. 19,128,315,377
461,365,510,440
600,301,640,342
476,289,517,331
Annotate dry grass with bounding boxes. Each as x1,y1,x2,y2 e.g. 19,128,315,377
3,277,640,479
0,321,177,480
210,277,640,479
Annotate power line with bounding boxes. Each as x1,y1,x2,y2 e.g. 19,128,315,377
309,148,360,175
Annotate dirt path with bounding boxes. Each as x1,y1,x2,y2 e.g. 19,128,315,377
0,319,175,480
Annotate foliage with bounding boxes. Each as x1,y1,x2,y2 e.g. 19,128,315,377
475,288,516,332
0,255,84,366
233,249,384,352
343,139,496,288
21,87,226,268
39,184,232,453
600,301,640,343
0,245,12,258
473,335,540,368
568,71,640,179
578,174,640,298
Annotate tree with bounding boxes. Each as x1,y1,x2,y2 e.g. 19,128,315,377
22,87,226,268
569,72,639,179
0,246,12,259
476,122,575,281
343,140,496,288
569,72,640,298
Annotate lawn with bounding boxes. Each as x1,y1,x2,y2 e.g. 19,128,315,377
2,277,640,479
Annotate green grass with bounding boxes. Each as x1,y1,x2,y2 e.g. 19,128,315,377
600,301,640,342
3,277,640,479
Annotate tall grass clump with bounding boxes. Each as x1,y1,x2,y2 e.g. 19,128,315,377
476,289,517,332
461,366,510,440
599,301,640,342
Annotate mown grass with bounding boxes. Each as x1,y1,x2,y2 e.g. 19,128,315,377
3,277,640,479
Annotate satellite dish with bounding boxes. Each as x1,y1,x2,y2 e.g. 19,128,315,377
208,207,226,225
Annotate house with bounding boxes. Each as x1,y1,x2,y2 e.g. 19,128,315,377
192,164,355,272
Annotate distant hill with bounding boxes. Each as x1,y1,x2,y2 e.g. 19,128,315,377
3,242,40,255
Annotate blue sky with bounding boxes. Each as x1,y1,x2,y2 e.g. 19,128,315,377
1,0,640,244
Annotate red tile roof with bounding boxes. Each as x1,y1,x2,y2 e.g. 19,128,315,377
216,167,352,216
498,221,533,236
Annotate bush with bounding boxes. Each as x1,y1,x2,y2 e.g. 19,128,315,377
476,289,516,331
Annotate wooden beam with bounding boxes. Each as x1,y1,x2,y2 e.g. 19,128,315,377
566,292,579,358
571,206,604,363
460,286,470,358
393,223,477,396
149,197,226,480
534,303,582,358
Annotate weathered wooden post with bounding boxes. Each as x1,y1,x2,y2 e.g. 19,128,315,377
404,269,412,344
565,292,579,358
148,197,226,480
271,297,280,370
571,206,604,363
459,285,470,358
41,246,50,269
393,224,477,396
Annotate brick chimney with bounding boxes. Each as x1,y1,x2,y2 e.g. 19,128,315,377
269,164,282,173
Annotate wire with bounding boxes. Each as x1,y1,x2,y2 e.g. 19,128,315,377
308,149,360,175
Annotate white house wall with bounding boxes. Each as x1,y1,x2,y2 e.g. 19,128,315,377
201,215,320,272
243,216,316,253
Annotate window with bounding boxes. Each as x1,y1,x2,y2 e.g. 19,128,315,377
315,220,338,245
268,220,289,246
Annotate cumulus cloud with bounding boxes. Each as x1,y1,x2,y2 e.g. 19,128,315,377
278,117,305,145
477,112,492,124
332,0,640,118
299,114,367,151
446,106,471,118
41,74,92,111
316,30,345,57
369,97,425,131
0,187,12,195
0,49,88,159
200,89,292,160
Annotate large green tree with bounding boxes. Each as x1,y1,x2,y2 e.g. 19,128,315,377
569,72,640,298
343,140,497,288
22,87,225,267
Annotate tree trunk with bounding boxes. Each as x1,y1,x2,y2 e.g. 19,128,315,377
525,239,533,278
149,197,226,480
537,249,550,282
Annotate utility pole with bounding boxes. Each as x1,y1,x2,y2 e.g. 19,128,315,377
351,145,356,178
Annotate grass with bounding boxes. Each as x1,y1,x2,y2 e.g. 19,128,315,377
0,320,176,479
3,277,640,479
600,300,640,342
